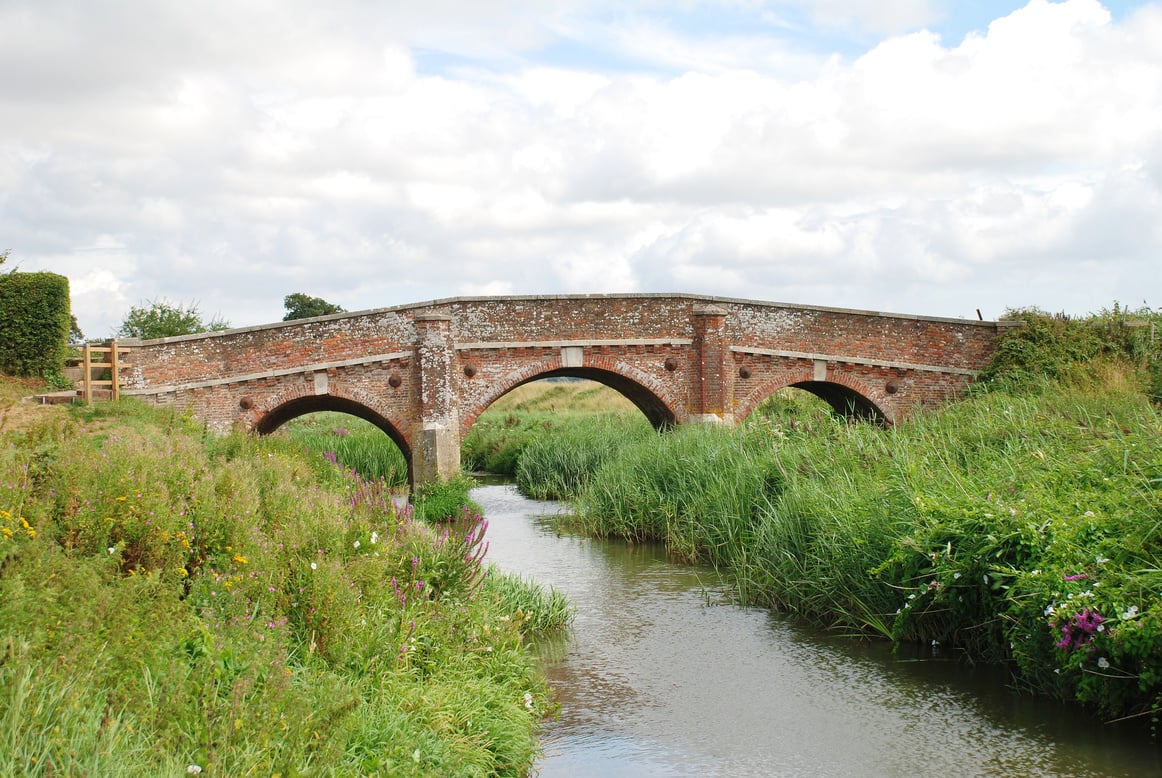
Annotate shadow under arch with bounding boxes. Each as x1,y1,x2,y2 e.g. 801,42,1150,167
253,394,413,483
781,380,888,425
473,366,677,433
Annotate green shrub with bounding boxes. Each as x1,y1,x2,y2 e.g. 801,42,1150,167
0,272,71,377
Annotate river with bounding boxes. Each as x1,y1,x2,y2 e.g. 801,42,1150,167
473,483,1161,778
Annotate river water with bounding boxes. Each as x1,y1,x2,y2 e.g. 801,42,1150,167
473,483,1161,778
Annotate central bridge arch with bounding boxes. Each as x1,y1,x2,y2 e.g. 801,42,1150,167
462,362,680,437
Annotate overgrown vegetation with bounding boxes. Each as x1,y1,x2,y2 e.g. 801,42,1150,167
514,306,1162,727
463,380,640,475
0,395,570,776
281,412,409,488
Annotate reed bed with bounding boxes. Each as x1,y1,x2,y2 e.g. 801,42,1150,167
566,383,1162,723
283,411,409,487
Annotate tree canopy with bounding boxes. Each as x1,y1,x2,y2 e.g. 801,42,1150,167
117,299,229,339
283,292,346,321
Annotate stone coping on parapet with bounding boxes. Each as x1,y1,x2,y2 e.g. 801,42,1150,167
115,292,1012,347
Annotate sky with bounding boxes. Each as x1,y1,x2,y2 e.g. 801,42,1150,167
2,0,1160,339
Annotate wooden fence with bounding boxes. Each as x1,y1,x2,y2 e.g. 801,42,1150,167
77,341,130,403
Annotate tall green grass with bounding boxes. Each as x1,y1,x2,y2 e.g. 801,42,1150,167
0,397,559,776
283,411,409,487
515,415,654,500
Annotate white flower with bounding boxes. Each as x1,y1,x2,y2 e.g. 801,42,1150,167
353,540,361,549
107,547,116,555
523,691,534,710
983,575,989,584
1122,605,1140,620
370,531,379,545
310,562,317,570
187,767,203,775
1097,657,1110,670
952,572,961,580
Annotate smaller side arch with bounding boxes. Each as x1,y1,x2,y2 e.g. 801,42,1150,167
737,365,894,425
251,386,414,483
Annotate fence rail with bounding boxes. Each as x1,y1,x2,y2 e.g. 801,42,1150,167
77,341,131,403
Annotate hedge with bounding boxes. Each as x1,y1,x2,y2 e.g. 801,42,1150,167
0,272,71,377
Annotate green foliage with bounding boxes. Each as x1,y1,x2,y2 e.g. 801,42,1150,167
282,412,409,487
462,379,639,475
0,396,552,775
412,475,480,521
982,305,1162,392
0,272,71,378
283,292,346,321
515,415,653,499
479,565,574,633
116,298,229,339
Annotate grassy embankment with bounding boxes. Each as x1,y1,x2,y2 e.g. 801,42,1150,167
0,383,570,776
504,307,1162,727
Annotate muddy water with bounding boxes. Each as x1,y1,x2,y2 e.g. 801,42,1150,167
474,483,1160,778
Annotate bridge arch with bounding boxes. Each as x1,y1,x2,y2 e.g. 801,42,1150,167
252,389,413,483
737,367,893,426
461,359,680,436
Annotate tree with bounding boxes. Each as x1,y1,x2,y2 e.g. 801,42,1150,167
283,292,345,321
116,299,229,339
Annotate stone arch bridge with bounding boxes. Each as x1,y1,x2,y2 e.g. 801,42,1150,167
120,294,1008,485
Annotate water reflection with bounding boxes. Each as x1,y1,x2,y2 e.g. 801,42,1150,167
475,484,1160,778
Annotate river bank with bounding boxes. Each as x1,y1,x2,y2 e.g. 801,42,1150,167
0,387,560,776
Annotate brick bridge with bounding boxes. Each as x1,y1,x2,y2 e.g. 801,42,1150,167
121,294,1007,485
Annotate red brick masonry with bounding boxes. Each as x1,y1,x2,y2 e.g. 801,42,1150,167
121,294,1010,484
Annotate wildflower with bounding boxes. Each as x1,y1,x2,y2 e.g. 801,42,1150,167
1097,657,1110,670
353,540,361,549
523,691,534,710
108,547,116,555
1063,573,1088,582
233,554,247,565
1122,605,1139,620
370,531,379,545
187,766,202,775
310,562,317,570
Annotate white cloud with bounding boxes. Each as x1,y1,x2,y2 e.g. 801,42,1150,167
1,0,1160,339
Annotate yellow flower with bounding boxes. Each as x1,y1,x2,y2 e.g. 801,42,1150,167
233,554,248,565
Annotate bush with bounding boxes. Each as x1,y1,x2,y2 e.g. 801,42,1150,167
0,272,71,377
